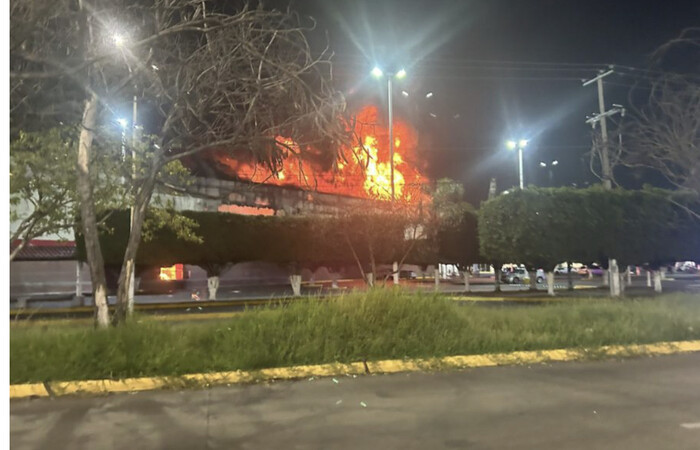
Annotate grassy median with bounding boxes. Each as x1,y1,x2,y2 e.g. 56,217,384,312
10,290,700,383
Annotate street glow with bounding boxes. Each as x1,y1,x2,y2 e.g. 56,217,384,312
426,92,433,98
113,33,125,47
540,161,547,167
401,90,409,97
395,68,407,79
371,66,383,78
552,160,559,166
519,139,528,148
116,118,128,128
506,140,517,150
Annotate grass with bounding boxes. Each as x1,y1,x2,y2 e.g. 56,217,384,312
10,289,700,384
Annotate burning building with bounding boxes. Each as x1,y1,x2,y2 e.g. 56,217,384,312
179,104,431,215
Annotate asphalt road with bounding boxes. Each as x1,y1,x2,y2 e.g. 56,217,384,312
10,353,700,449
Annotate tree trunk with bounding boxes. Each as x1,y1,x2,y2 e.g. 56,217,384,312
567,262,574,291
528,270,537,291
602,268,609,286
434,267,440,291
114,153,162,324
463,270,470,293
647,270,652,287
653,271,662,293
366,272,374,288
609,259,620,297
627,266,632,286
207,275,220,300
392,261,399,285
547,271,555,296
493,264,502,292
290,274,302,296
619,273,626,295
76,95,109,328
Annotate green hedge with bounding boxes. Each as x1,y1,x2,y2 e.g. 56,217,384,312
478,187,700,270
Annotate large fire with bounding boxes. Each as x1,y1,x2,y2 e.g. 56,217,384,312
212,105,428,202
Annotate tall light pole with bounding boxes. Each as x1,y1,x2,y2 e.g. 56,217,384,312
506,139,528,189
371,66,406,201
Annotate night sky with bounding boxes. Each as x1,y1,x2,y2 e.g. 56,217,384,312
276,0,699,204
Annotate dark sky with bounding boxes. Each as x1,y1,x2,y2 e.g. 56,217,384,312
279,0,699,203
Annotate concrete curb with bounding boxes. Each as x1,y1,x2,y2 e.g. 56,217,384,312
10,340,700,400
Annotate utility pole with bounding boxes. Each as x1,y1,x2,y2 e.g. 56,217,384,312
583,69,626,297
583,69,614,189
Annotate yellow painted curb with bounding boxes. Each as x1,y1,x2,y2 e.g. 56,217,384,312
10,383,49,398
11,340,700,400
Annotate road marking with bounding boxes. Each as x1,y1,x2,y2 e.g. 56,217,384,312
681,422,700,429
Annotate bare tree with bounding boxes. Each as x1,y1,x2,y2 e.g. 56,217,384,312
11,0,348,326
621,28,700,217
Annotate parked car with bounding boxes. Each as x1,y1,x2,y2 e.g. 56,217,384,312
501,268,544,284
501,268,529,284
554,264,568,275
588,264,604,276
554,263,585,275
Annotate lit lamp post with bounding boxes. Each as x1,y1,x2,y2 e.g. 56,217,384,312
506,139,528,189
539,160,559,186
371,66,407,201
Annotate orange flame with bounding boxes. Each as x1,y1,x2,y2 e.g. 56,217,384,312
213,105,428,202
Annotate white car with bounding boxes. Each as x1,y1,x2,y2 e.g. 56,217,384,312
501,268,545,284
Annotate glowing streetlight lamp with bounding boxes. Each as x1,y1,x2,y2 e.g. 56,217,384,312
113,33,125,47
539,160,559,186
506,139,528,189
370,66,408,201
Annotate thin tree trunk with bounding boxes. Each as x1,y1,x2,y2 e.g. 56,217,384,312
434,267,440,291
619,273,626,295
114,154,162,324
566,262,574,291
10,238,30,262
609,259,620,297
76,95,110,328
646,270,652,287
547,271,555,296
392,261,399,285
653,271,663,293
344,233,367,286
207,275,220,300
528,269,537,291
290,274,302,296
493,263,502,292
463,270,470,293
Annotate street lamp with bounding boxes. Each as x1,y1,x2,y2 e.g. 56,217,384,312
539,160,559,186
371,65,407,201
506,139,528,189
